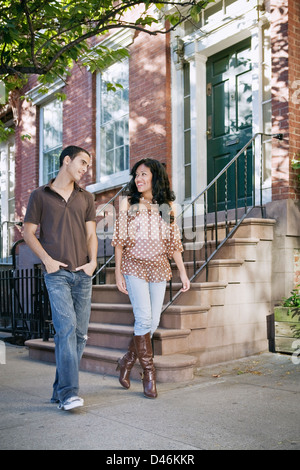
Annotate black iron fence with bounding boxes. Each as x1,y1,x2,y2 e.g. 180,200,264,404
0,267,53,341
0,256,113,341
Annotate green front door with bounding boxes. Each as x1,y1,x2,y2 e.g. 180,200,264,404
207,39,253,211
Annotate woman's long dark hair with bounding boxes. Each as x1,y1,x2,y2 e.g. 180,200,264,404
126,158,175,223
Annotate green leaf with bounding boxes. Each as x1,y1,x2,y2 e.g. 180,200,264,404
0,122,14,143
21,133,32,141
166,13,181,26
0,0,215,92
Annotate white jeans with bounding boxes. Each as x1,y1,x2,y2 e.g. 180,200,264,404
124,275,167,336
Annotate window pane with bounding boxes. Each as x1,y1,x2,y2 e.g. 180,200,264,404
185,164,191,200
115,121,124,147
106,123,114,151
237,70,252,129
101,60,129,125
99,59,129,177
43,147,61,184
8,143,15,205
184,96,191,129
106,150,114,175
42,100,62,183
43,100,62,152
125,144,129,170
184,130,191,164
115,146,124,173
183,65,190,96
183,63,192,200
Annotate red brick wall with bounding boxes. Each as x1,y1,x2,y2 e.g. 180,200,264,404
62,64,96,188
15,76,39,222
271,0,300,201
288,0,300,200
128,30,172,175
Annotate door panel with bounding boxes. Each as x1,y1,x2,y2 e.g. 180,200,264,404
207,39,253,211
214,80,229,137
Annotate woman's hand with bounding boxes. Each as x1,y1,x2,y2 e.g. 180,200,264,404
180,272,190,292
172,250,190,293
116,271,128,295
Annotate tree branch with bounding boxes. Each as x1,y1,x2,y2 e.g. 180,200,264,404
20,0,39,68
0,1,207,79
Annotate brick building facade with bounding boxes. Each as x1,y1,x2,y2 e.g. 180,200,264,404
1,0,299,301
271,0,299,201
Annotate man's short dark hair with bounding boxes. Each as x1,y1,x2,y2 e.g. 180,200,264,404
59,146,90,167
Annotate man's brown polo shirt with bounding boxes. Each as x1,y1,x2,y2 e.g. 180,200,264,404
24,180,96,271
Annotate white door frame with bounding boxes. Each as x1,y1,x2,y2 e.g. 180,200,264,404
171,3,271,206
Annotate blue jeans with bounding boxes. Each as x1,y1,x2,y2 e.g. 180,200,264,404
44,270,92,404
124,275,166,336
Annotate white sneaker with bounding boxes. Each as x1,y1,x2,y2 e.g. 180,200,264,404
58,396,84,411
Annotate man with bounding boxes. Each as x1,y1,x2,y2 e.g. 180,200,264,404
24,145,98,411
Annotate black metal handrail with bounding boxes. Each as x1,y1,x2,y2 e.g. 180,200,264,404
162,131,283,311
93,132,283,313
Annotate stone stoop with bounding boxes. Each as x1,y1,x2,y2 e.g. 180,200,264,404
25,217,276,383
25,338,198,383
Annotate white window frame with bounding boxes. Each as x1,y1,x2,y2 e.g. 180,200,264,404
95,59,129,191
26,78,65,186
39,98,63,185
0,130,16,261
86,29,134,195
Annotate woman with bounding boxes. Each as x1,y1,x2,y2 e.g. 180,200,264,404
112,158,190,398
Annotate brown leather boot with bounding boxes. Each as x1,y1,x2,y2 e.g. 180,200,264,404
134,332,157,399
116,337,137,389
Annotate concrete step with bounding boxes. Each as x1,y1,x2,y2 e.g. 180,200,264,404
195,259,244,283
183,237,260,262
91,284,130,304
181,217,275,243
90,301,210,330
87,323,192,355
25,339,197,383
90,303,134,325
24,215,276,382
170,282,227,307
92,279,228,308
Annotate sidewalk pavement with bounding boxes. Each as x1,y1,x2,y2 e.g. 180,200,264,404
0,339,299,451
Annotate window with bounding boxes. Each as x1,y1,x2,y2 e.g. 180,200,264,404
261,23,272,184
0,135,16,261
183,63,192,200
39,99,63,185
98,59,129,181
